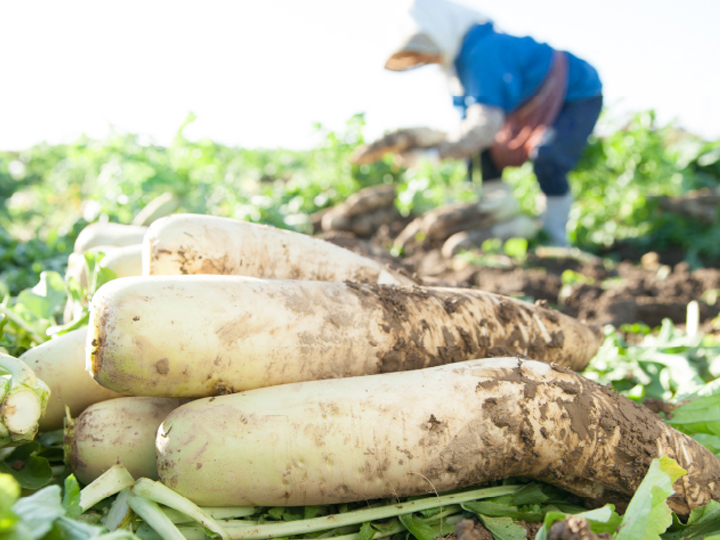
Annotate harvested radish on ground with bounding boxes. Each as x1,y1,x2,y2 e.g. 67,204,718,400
394,195,520,254
144,213,414,285
88,276,602,397
319,185,402,238
156,358,720,514
66,396,185,484
0,352,50,446
74,222,148,253
329,184,398,219
19,327,124,431
348,127,447,165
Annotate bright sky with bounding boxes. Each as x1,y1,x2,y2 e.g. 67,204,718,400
1,1,719,151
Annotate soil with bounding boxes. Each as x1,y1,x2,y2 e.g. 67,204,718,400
323,232,720,335
546,516,611,539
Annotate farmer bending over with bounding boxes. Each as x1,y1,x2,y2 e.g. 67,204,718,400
384,0,603,246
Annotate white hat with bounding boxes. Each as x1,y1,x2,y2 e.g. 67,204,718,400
385,0,492,87
387,0,491,66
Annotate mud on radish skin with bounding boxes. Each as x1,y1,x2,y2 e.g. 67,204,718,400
143,213,414,285
88,276,603,398
156,358,720,515
66,396,185,484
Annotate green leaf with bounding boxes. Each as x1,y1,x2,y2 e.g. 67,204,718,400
267,507,286,520
94,531,139,540
398,513,454,540
510,483,551,506
662,499,720,539
53,516,108,540
16,272,67,321
0,443,53,490
358,522,375,540
481,238,503,254
0,473,21,508
462,484,578,524
36,430,64,448
462,499,543,523
92,268,117,296
46,312,89,338
371,518,402,535
667,395,720,436
478,515,526,540
63,475,82,519
11,485,65,539
615,456,686,540
0,473,21,532
303,506,323,520
691,433,720,455
462,499,512,517
503,238,528,259
535,505,622,540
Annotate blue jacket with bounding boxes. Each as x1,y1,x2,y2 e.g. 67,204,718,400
453,23,602,114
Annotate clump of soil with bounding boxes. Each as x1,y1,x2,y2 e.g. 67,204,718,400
547,516,611,539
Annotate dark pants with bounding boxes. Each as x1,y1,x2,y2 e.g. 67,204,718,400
470,95,603,196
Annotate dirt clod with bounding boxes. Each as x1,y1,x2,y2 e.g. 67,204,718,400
547,516,612,540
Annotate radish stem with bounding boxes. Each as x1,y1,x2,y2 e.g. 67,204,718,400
216,485,518,540
127,494,187,540
79,463,135,511
0,352,50,446
133,478,228,539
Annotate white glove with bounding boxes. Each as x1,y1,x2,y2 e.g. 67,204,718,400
395,148,441,169
438,104,505,160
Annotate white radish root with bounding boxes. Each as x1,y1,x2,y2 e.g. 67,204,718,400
88,276,602,398
74,222,148,253
156,358,720,515
66,396,186,484
143,213,414,285
19,327,124,431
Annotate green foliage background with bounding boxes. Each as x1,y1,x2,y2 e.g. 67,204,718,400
2,110,719,297
2,109,720,540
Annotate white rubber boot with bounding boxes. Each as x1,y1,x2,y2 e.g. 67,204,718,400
541,192,573,247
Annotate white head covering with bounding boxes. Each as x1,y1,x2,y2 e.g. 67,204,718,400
387,0,492,89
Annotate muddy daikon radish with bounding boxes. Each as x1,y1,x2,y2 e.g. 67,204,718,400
143,213,414,285
156,358,720,514
67,396,185,483
88,276,602,397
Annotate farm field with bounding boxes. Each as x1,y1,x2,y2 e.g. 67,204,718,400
2,111,720,540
